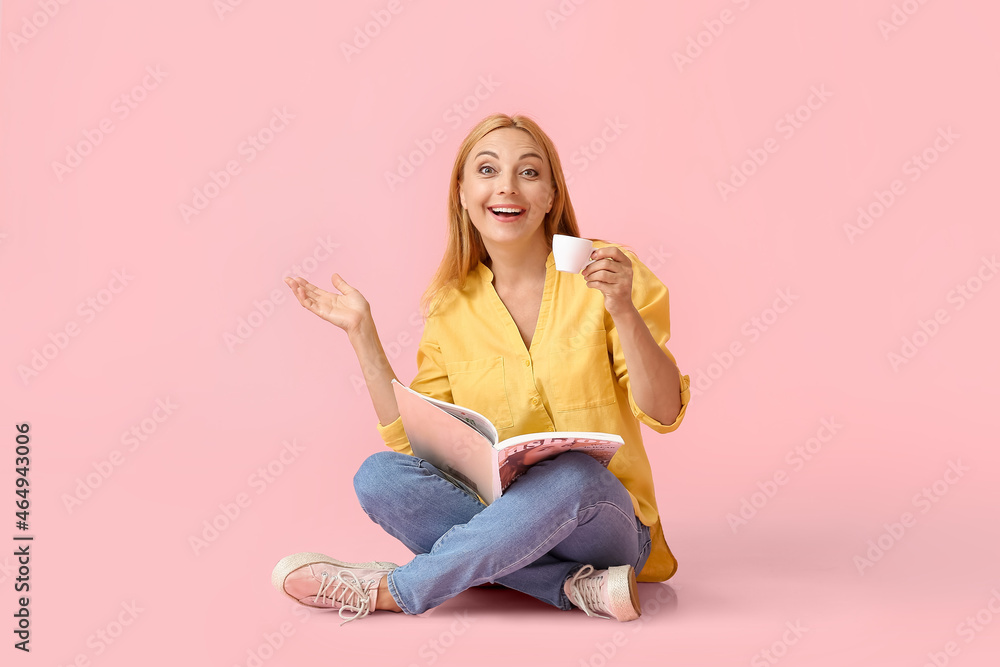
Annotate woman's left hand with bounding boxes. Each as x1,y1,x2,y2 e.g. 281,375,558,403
581,246,636,318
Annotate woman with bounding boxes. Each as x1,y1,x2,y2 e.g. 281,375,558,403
272,113,691,625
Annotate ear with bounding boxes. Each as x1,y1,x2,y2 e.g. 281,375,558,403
546,192,554,213
459,186,467,210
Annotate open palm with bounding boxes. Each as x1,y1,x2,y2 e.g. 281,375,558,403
285,273,371,334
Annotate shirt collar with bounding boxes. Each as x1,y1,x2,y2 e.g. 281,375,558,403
478,250,556,283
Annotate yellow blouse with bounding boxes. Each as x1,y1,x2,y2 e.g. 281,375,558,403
376,240,692,582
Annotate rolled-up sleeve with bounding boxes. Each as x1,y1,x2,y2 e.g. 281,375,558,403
375,315,453,454
609,249,691,434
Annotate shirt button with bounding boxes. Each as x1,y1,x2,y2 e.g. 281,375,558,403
531,397,540,406
524,359,531,367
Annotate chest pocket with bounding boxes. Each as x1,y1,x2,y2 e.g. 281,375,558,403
548,330,618,412
445,355,515,429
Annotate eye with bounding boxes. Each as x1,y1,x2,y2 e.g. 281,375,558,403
521,168,539,177
478,164,496,175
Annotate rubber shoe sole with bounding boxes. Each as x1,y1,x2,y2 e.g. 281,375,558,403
606,565,641,621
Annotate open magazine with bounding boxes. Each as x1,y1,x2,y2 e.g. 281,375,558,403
391,379,624,504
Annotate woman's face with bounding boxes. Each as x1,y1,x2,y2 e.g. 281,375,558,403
459,127,555,254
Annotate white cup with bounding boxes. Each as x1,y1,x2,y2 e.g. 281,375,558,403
552,234,596,273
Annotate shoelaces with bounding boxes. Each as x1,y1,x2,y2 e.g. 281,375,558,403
566,564,613,620
315,569,377,625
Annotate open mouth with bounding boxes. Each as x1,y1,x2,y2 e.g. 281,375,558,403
489,206,526,221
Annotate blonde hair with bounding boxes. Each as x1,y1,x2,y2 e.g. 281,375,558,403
420,113,608,319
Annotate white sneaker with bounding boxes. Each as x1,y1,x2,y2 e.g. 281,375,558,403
564,564,641,621
272,552,399,625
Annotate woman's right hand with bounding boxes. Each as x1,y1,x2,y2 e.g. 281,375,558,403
284,274,372,336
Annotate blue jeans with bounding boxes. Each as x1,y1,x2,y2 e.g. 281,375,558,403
353,450,652,615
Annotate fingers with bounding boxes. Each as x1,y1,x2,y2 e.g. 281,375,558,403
284,276,319,310
283,276,303,298
583,262,615,279
285,276,324,299
298,280,324,299
284,277,306,298
286,275,317,290
286,273,351,294
330,273,352,293
284,275,308,291
591,246,628,266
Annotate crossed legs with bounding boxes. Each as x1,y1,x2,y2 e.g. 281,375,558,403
353,450,652,614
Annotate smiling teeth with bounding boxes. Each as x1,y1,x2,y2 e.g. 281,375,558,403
491,207,522,213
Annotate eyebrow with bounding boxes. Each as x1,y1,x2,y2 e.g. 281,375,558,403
474,150,544,161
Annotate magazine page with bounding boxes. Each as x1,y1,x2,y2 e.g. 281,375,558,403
494,432,624,496
396,383,498,444
391,380,498,503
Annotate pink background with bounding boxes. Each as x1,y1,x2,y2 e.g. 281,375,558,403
3,1,999,665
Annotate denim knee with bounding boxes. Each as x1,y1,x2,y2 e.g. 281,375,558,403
530,451,623,500
353,450,412,514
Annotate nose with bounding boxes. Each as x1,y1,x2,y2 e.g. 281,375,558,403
496,170,518,195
